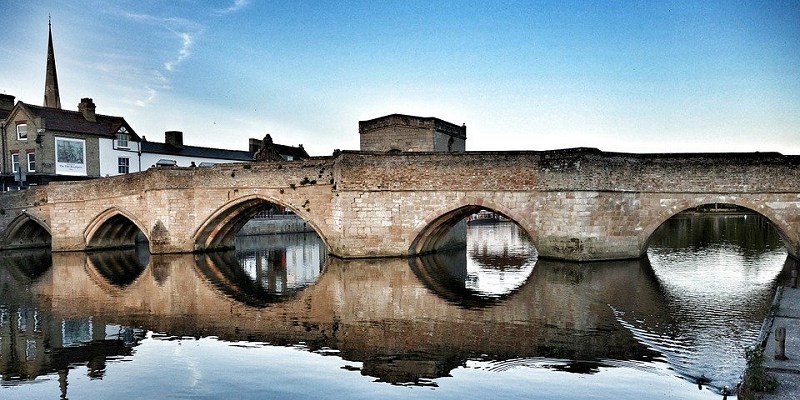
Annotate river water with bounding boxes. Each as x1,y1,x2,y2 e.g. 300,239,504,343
0,213,793,399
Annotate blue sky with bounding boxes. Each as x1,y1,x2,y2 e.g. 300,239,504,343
1,0,798,155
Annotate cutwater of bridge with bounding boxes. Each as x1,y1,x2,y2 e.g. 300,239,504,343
0,148,799,261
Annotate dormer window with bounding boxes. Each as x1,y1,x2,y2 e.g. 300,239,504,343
16,123,28,141
116,127,129,148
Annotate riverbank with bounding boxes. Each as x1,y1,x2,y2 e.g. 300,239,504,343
751,283,800,399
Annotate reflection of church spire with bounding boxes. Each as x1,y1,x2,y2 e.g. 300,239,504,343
44,17,62,109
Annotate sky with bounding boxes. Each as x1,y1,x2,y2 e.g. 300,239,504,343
1,0,798,156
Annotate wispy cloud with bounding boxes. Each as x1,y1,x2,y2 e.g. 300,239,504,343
164,31,194,72
212,0,251,16
114,10,201,74
136,86,158,107
105,7,204,108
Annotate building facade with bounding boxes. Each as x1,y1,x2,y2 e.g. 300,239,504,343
140,132,308,169
359,114,466,153
0,97,140,188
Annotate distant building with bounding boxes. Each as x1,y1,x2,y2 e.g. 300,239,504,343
359,114,466,153
1,96,141,187
1,21,307,190
249,134,309,162
140,132,308,169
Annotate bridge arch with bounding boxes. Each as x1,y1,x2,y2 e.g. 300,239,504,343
409,198,537,256
638,198,798,258
193,194,330,253
1,212,52,249
85,207,150,251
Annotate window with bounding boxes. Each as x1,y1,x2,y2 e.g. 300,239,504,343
16,123,27,141
118,157,130,174
116,127,129,148
27,152,36,172
11,153,20,173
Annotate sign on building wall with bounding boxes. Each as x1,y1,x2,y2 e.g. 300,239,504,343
55,137,87,176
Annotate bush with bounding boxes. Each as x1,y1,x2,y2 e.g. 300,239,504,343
740,346,778,399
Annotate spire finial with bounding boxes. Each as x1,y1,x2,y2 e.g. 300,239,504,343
43,16,62,109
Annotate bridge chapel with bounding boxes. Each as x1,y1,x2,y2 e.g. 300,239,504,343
359,114,466,153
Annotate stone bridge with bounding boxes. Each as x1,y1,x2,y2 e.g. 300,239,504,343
1,148,799,261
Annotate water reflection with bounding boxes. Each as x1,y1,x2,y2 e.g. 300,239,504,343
640,212,790,390
1,249,147,388
413,221,536,308
466,221,536,296
0,213,791,399
196,232,327,307
0,249,51,283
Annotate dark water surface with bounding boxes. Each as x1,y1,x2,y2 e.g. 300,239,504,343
0,214,792,399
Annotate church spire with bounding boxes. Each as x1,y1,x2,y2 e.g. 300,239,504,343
43,16,61,109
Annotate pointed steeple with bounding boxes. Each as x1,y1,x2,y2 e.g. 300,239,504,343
43,17,61,109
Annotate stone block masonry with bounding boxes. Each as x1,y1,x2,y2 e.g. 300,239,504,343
1,148,799,261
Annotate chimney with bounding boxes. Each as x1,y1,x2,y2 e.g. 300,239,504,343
78,98,96,122
0,94,14,112
249,138,262,156
165,131,183,148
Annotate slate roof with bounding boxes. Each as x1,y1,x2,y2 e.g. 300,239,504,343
268,142,310,160
141,141,253,161
141,141,309,161
20,102,140,140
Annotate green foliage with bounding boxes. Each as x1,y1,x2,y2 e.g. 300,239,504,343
740,346,778,399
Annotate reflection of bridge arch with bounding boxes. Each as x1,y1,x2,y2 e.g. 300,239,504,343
0,249,52,283
1,212,51,249
84,208,149,251
410,255,514,309
193,251,324,308
85,249,150,292
409,199,537,256
639,200,796,256
193,194,330,253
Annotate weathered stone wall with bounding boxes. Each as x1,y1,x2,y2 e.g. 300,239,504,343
433,130,465,152
331,150,800,260
38,158,337,253
358,114,467,153
334,149,800,193
359,124,434,152
1,149,799,260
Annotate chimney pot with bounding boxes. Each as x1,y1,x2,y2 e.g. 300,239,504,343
165,131,183,148
78,98,96,122
0,94,15,112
